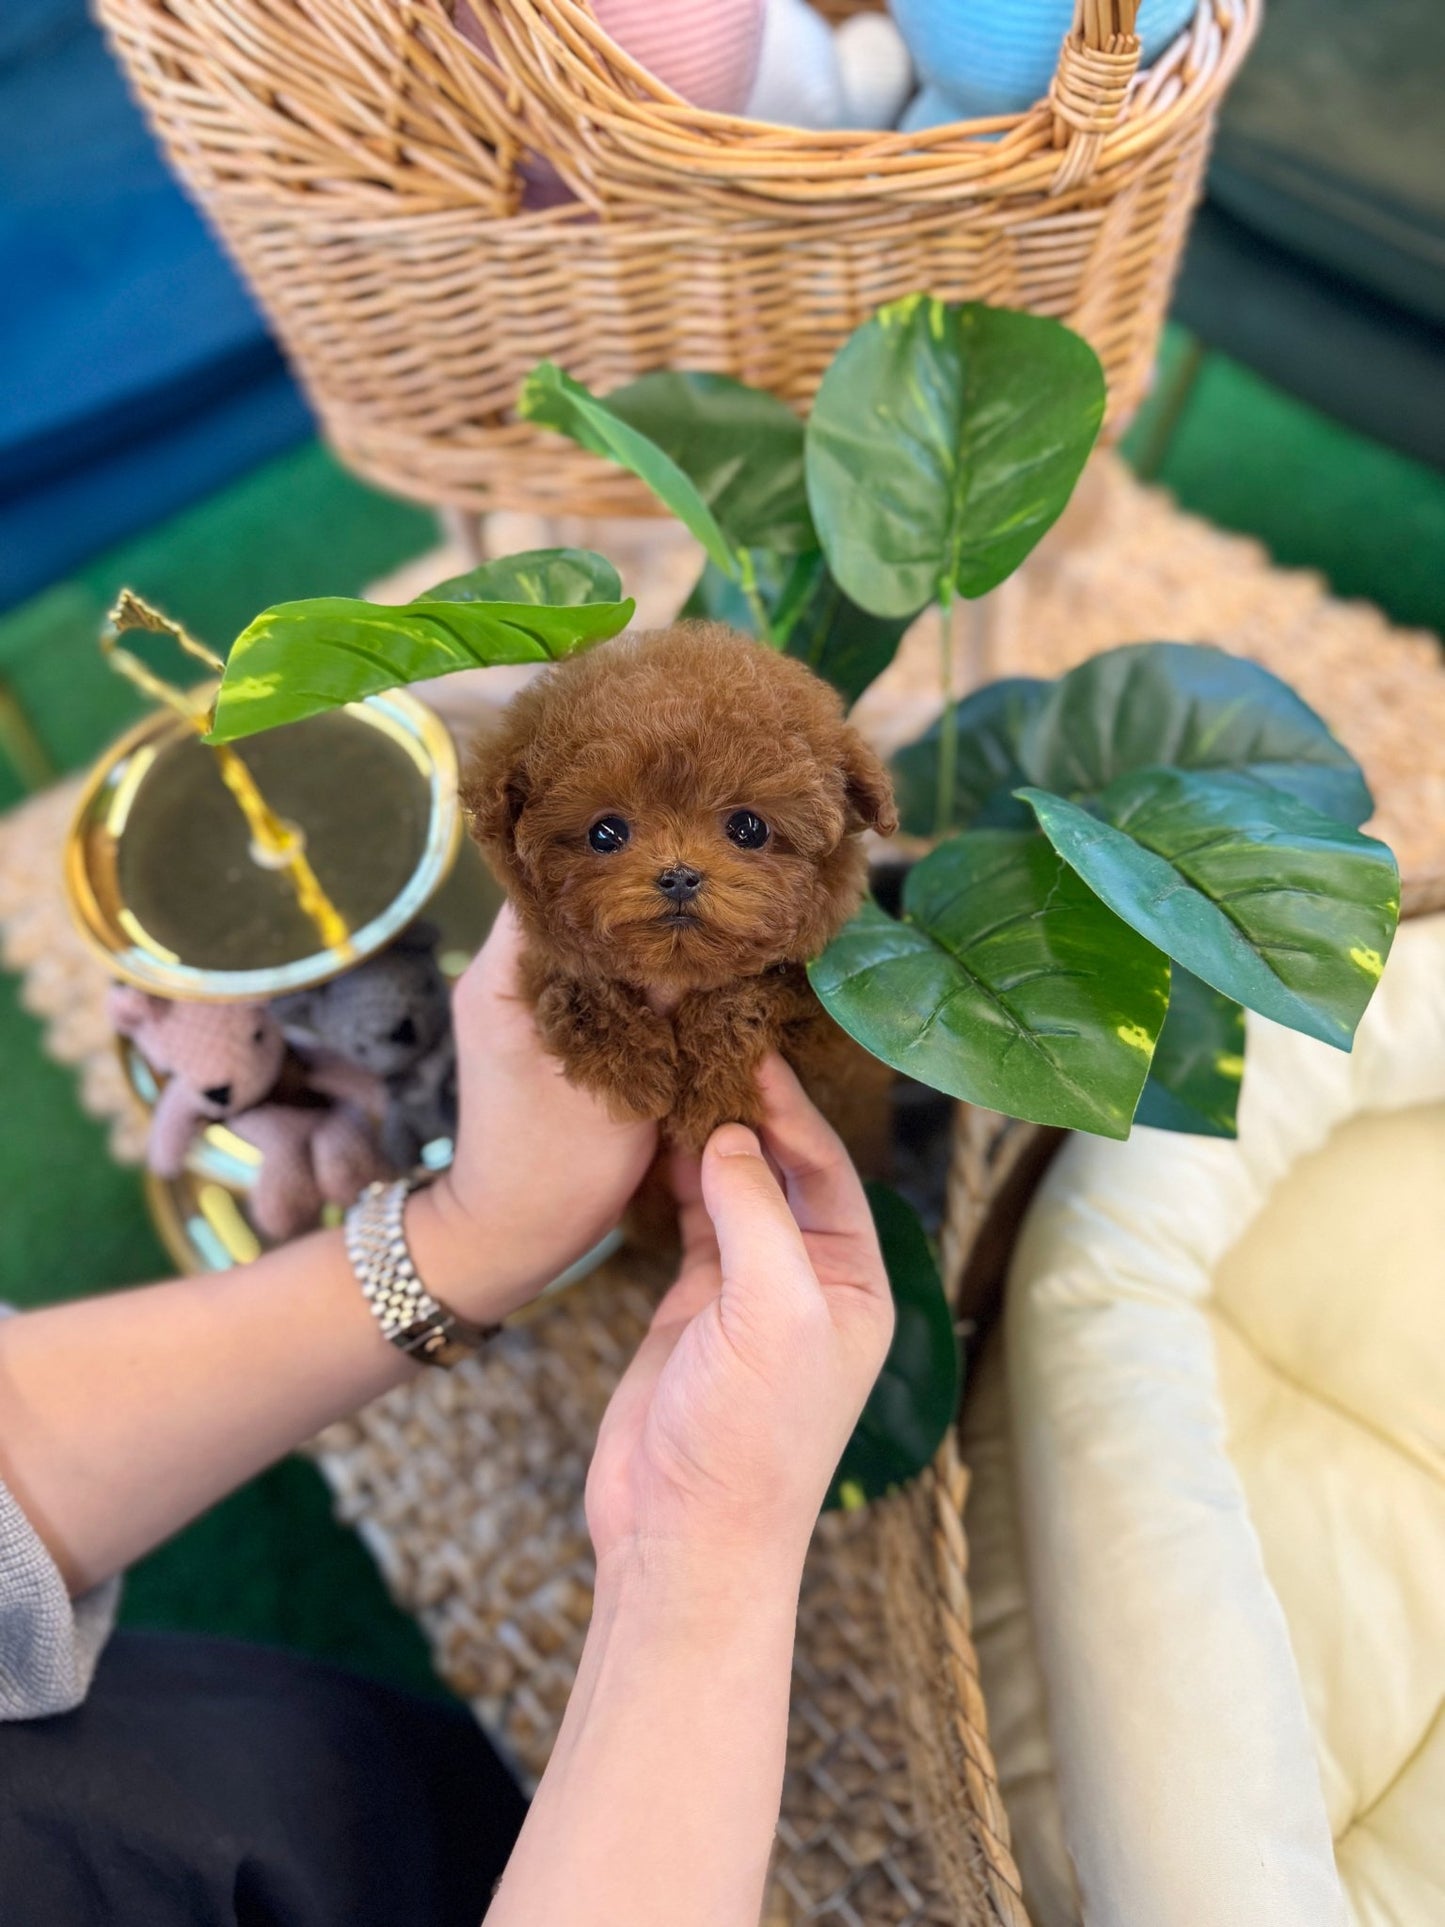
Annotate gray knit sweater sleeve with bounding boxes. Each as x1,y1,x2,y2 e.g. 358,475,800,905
0,1308,119,1720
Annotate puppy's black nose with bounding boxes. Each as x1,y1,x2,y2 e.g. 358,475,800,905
656,865,703,904
203,1083,233,1108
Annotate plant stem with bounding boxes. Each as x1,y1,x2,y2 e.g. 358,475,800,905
736,550,773,644
934,589,957,839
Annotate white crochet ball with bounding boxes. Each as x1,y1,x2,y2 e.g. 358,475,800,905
745,0,844,129
835,11,915,129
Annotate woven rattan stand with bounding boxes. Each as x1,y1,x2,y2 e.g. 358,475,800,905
6,462,1445,1922
95,0,1257,518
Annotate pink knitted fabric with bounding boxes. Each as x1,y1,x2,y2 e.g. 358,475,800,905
593,0,763,112
456,1,763,114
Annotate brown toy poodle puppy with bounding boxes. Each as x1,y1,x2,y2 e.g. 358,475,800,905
464,623,898,1154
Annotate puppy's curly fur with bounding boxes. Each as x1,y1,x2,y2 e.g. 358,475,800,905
464,623,898,1153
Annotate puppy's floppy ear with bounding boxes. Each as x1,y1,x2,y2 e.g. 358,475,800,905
461,726,530,867
839,725,899,837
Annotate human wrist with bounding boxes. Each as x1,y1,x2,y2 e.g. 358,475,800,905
591,1529,808,1635
566,1533,804,1782
398,1174,513,1328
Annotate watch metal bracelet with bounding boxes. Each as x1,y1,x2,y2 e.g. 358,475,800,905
344,1177,496,1368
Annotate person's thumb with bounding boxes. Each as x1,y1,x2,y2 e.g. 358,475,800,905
701,1124,817,1325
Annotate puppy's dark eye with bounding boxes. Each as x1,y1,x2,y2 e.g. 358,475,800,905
725,810,770,850
388,1016,418,1047
252,1027,266,1046
588,816,630,854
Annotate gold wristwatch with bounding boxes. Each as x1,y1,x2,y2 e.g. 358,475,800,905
344,1177,496,1368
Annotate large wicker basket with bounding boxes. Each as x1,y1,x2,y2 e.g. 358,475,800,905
883,873,1445,1925
97,0,1257,520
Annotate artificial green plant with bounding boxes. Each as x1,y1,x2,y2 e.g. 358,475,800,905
203,293,1400,1500
518,295,1397,1146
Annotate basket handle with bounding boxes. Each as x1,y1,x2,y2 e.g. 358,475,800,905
1047,0,1144,191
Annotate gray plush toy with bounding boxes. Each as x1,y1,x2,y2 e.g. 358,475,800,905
275,922,458,1173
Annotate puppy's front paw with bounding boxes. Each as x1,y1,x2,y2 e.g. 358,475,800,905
533,975,678,1122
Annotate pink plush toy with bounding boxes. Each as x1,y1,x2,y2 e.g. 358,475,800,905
454,1,763,113
108,988,388,1244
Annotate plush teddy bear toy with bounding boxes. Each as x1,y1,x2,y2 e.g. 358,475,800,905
109,988,387,1242
274,924,459,1173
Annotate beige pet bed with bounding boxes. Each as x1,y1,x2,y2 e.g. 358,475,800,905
938,905,1445,1926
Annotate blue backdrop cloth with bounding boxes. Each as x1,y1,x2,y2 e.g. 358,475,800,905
0,0,311,611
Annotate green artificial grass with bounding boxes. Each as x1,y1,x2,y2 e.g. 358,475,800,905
0,968,169,1300
1123,326,1445,637
0,339,1440,1696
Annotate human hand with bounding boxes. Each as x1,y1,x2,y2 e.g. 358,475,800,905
406,905,658,1322
586,1055,894,1585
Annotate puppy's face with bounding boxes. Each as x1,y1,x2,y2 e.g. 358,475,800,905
466,625,897,992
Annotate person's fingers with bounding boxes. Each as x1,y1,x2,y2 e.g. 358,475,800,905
451,904,528,1048
669,1149,703,1208
649,1257,720,1337
701,1124,817,1321
470,901,524,987
598,1254,723,1459
754,1055,874,1243
669,1151,720,1270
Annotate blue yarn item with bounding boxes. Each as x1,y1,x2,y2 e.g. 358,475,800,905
888,0,1196,120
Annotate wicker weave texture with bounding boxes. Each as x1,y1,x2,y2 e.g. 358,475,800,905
96,0,1256,517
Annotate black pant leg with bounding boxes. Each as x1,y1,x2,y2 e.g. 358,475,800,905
0,1631,526,1927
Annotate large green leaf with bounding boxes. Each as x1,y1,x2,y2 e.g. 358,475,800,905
208,591,632,743
680,550,792,638
520,362,737,575
420,547,624,608
1135,967,1246,1138
780,553,915,704
604,371,815,555
1019,770,1398,1050
680,555,755,632
826,1182,959,1511
681,549,913,702
892,678,1049,835
1020,642,1373,827
805,296,1106,618
809,830,1170,1138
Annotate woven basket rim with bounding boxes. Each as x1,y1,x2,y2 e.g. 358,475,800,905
459,0,1258,204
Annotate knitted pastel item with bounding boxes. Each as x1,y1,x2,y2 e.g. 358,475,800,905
889,0,1196,119
455,0,762,113
592,0,763,112
108,989,387,1242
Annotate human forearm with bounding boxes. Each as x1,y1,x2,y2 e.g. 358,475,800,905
0,1195,491,1596
487,1541,805,1927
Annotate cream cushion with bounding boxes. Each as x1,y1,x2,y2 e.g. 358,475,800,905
963,912,1445,1927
